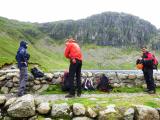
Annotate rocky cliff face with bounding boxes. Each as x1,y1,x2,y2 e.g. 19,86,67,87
39,12,157,47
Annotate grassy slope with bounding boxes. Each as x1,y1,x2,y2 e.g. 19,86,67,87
1,35,160,72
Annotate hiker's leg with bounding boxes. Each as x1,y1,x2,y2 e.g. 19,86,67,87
68,61,77,95
147,69,155,91
18,67,28,96
76,60,82,96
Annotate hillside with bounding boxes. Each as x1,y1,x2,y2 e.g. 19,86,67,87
0,12,159,71
39,12,158,47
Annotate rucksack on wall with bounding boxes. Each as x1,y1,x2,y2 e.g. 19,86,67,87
82,78,95,90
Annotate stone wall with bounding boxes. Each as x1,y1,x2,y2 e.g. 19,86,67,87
0,94,159,120
1,68,160,94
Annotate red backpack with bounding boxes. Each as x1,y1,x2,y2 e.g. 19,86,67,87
152,54,158,69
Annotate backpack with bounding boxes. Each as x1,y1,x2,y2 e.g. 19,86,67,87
82,78,95,90
31,67,44,78
61,72,70,91
152,54,158,69
97,74,113,92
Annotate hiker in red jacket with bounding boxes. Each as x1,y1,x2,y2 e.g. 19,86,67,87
64,37,83,98
140,46,156,94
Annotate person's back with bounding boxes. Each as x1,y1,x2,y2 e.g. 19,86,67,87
64,38,82,61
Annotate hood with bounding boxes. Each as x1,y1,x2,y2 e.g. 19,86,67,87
65,39,76,45
20,41,28,48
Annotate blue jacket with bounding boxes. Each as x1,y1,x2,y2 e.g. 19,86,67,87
16,41,30,68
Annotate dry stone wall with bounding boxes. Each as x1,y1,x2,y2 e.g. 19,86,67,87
1,68,160,94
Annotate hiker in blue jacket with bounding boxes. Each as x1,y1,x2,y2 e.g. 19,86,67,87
16,41,30,97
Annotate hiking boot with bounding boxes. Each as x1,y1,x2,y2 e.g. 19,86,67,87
147,90,156,94
143,89,149,92
65,94,75,98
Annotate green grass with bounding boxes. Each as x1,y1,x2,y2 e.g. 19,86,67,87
50,93,160,108
41,85,147,95
41,85,160,108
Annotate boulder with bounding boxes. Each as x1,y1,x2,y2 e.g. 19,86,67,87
51,77,62,84
32,85,41,91
5,81,13,88
28,116,38,120
73,103,85,116
0,110,2,119
7,94,35,118
41,80,47,84
156,75,160,81
6,72,19,79
99,104,122,120
4,97,17,107
72,117,93,120
136,74,144,79
10,87,18,93
37,84,49,93
34,80,41,85
118,73,128,80
0,76,6,81
0,95,6,105
1,87,9,94
44,118,52,120
128,74,137,80
44,73,54,80
87,72,92,77
134,105,159,120
112,83,121,88
53,72,61,78
86,107,97,118
124,108,134,120
3,116,12,120
12,77,19,83
37,102,50,114
51,103,71,118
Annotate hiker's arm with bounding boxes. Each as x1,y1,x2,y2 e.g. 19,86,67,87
64,44,71,59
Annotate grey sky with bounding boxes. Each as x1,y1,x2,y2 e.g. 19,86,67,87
0,0,159,28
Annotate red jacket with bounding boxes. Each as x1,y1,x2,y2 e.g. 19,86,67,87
64,39,82,61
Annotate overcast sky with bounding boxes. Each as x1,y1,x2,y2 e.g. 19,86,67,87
0,0,160,28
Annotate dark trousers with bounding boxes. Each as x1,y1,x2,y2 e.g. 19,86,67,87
143,69,155,91
18,67,28,96
68,59,82,95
